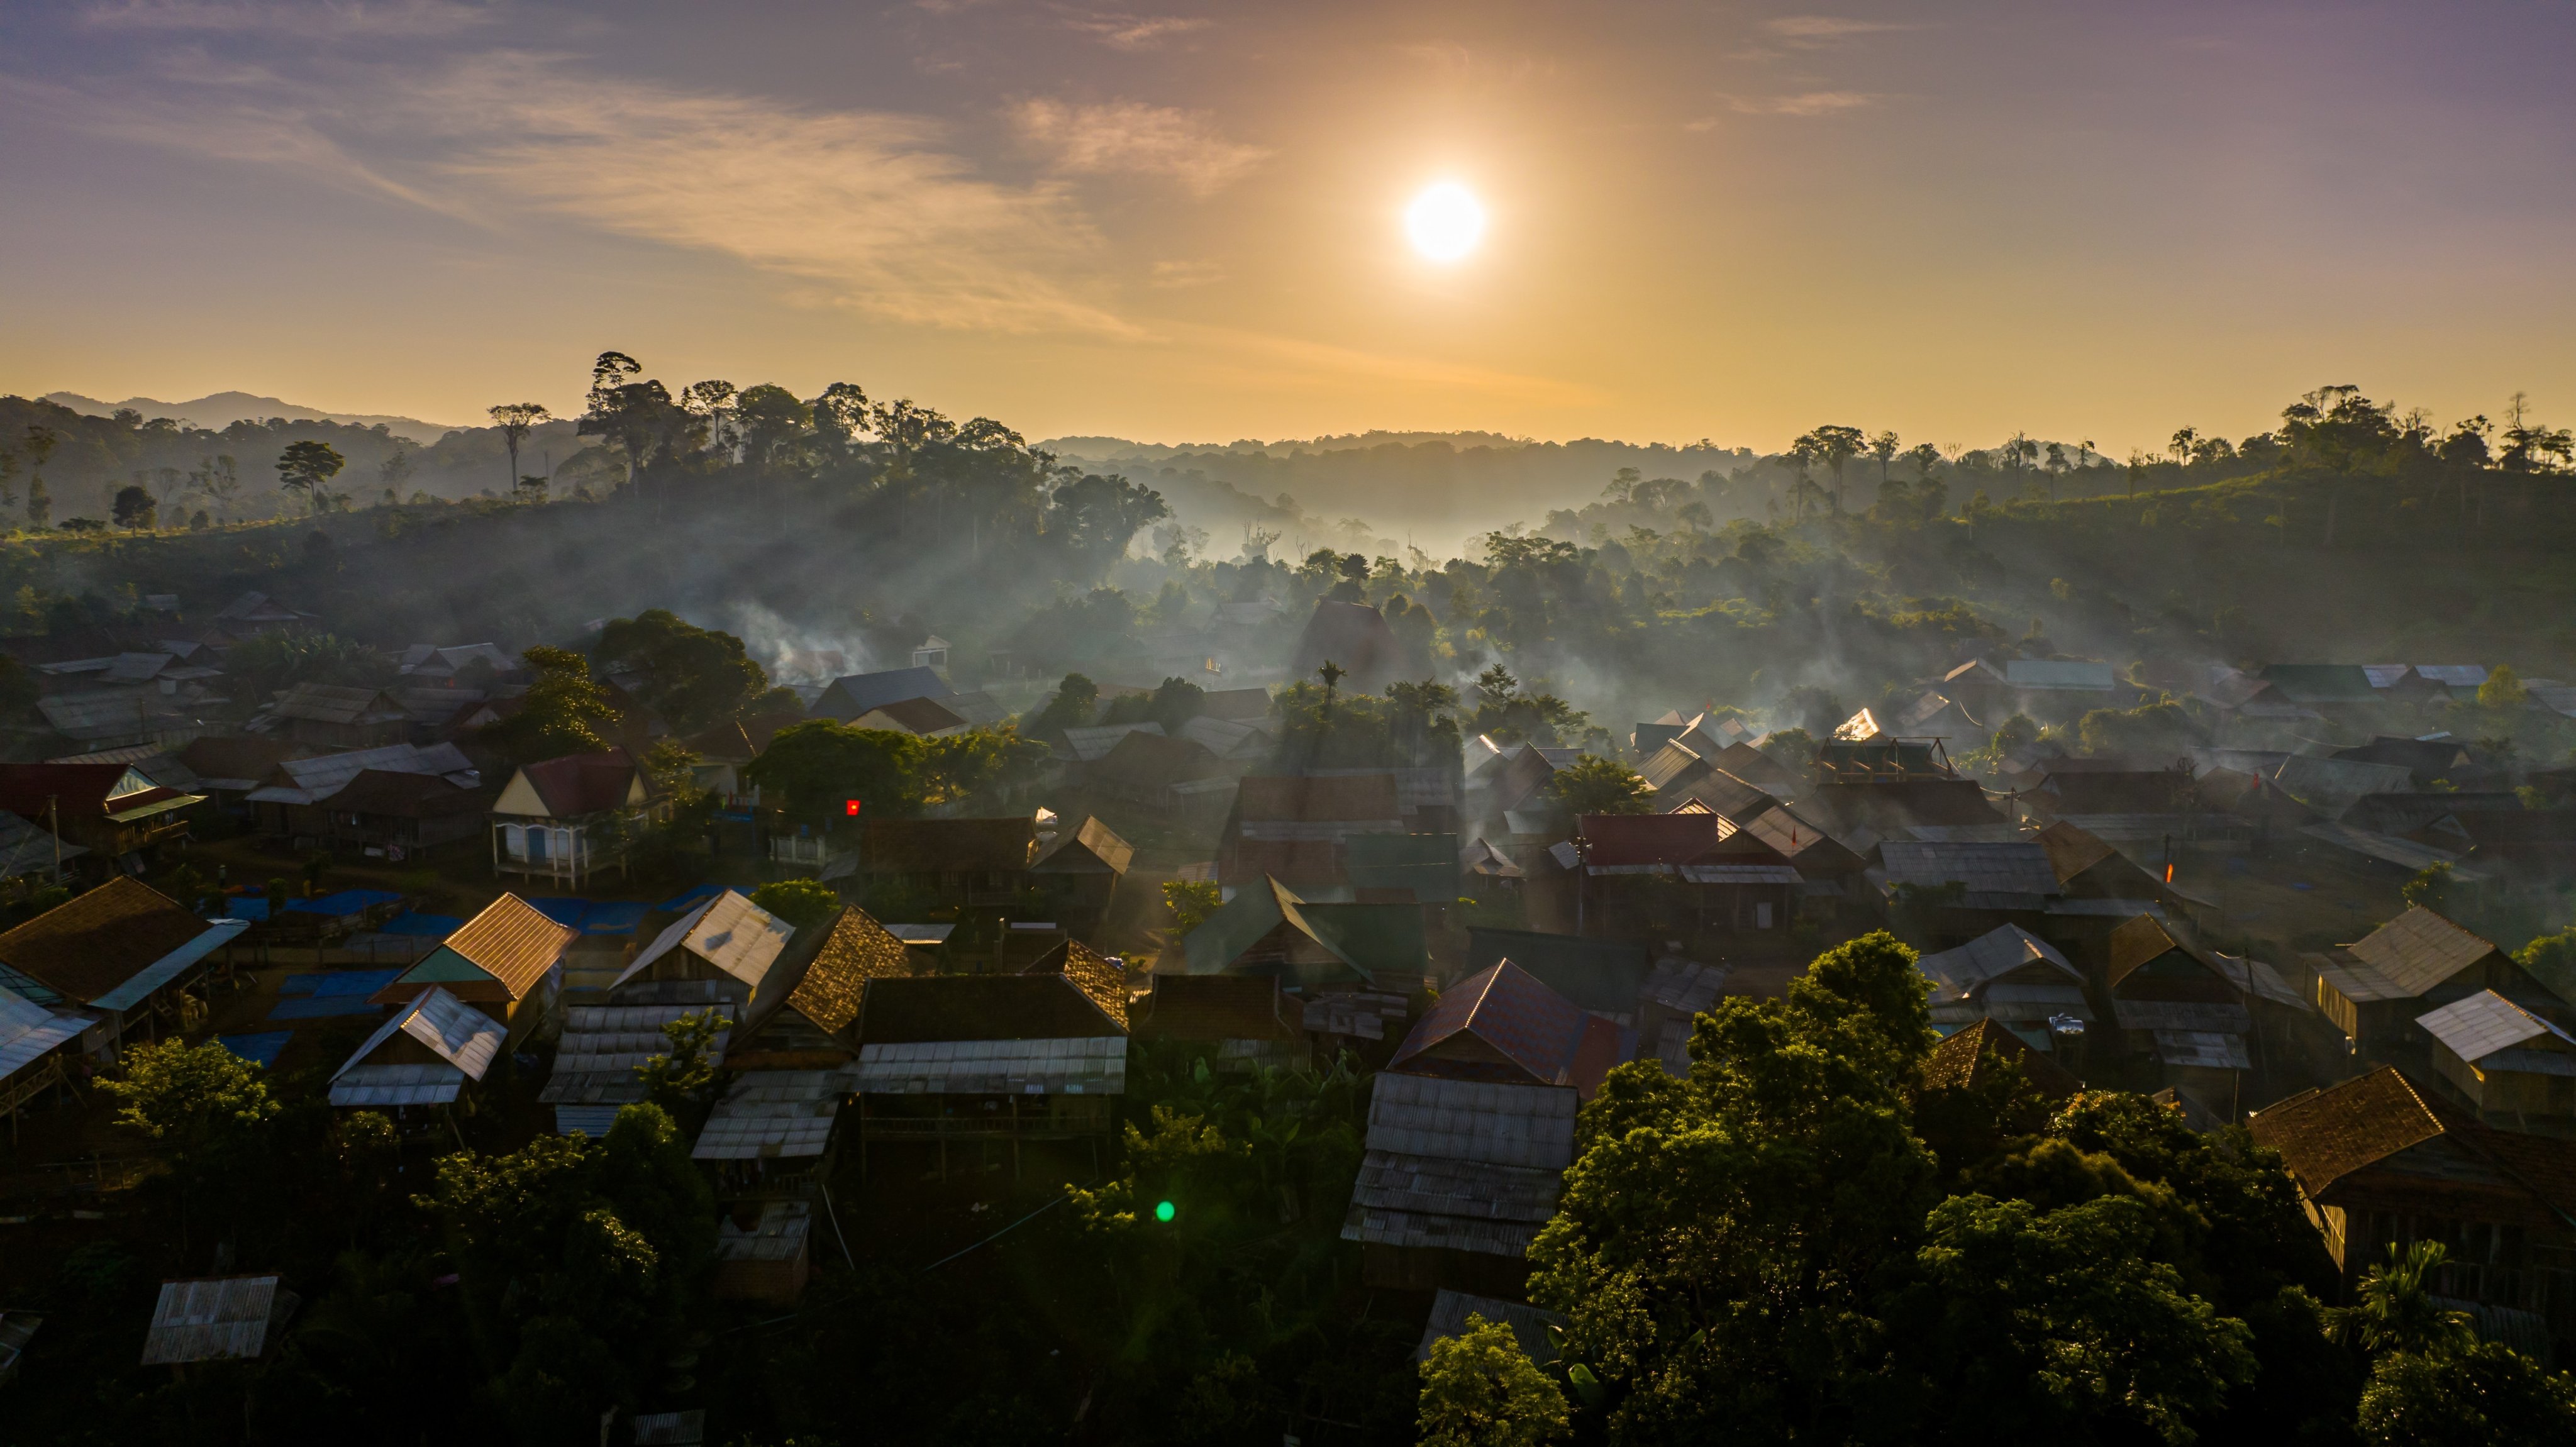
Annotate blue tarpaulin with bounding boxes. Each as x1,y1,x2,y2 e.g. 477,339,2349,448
227,897,271,921
216,1031,292,1067
530,897,589,928
279,972,321,996
312,968,402,998
655,884,724,914
287,889,405,918
267,996,388,1021
377,912,464,939
579,902,649,935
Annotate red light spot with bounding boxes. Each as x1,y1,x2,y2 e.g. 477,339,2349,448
845,799,862,817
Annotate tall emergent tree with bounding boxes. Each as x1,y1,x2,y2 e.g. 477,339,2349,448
487,402,553,494
275,440,348,516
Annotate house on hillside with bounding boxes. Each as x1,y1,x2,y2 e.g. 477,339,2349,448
851,948,1129,1180
326,986,506,1121
0,879,247,1052
1219,773,1406,896
809,667,953,724
855,816,1037,912
1,981,99,1140
2250,1067,2576,1359
1180,876,1430,990
212,592,316,636
488,750,665,887
1030,816,1135,938
140,1275,300,1367
1085,731,1235,819
2417,992,2576,1125
243,742,480,841
0,763,204,865
851,696,969,738
1130,973,1306,1072
722,906,919,1072
2303,906,2558,1057
2102,914,2252,1102
1343,1070,1577,1294
1382,960,1631,1098
367,892,572,1050
272,684,411,750
1916,925,2094,1056
1919,1018,2085,1102
1570,811,1799,938
306,769,489,862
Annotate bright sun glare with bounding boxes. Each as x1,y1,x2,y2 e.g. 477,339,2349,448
1404,182,1486,263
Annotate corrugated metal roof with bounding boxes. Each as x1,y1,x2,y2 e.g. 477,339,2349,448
2346,906,2500,997
1916,925,2080,997
852,1036,1125,1095
1342,1152,1563,1254
1389,961,1599,1088
1060,722,1163,763
89,917,248,1013
1676,863,1801,884
2412,665,2489,688
2417,990,2571,1065
329,1063,465,1107
0,985,90,1080
541,1001,736,1104
1413,1290,1566,1365
613,890,794,994
329,986,502,1105
2111,1000,2251,1033
141,1277,292,1365
2299,821,2490,880
553,1104,627,1136
245,742,478,805
2270,755,2413,817
1880,841,2060,896
691,1069,850,1160
1362,1072,1575,1169
1640,958,1728,1014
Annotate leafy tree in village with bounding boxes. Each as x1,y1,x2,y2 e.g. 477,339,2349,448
749,876,840,929
111,482,156,530
275,438,348,514
743,718,930,822
1547,753,1653,816
1162,878,1221,935
101,1036,282,1254
1023,671,1101,738
2342,1241,2576,1444
484,644,618,761
593,608,789,733
634,1009,731,1119
1417,1316,1570,1447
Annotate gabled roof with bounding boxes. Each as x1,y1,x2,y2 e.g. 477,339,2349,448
327,768,486,818
504,750,645,818
1288,600,1404,687
1180,875,1426,984
2249,1067,2576,1217
613,889,795,994
2035,819,2117,882
1198,687,1274,722
2106,914,2201,989
1345,831,1461,900
274,683,407,726
1576,812,1724,870
811,667,953,722
0,763,189,821
1062,722,1163,762
140,1276,295,1366
772,906,917,1036
333,986,506,1085
1087,729,1223,788
1033,816,1136,875
2416,990,2575,1066
0,879,215,1007
2346,906,2501,997
2271,755,2415,818
1880,841,2060,897
244,742,477,806
1921,1018,2082,1100
1131,973,1301,1042
860,816,1035,872
377,893,571,1004
1022,940,1128,1029
853,695,969,736
0,983,91,1079
1464,927,1653,1014
857,973,1126,1043
1916,924,2082,996
1389,960,1627,1096
1733,805,1856,864
1179,714,1271,761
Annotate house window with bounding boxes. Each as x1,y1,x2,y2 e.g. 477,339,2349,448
527,828,548,862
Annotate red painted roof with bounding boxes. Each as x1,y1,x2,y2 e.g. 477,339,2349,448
1390,960,1630,1097
1576,812,1725,867
514,750,641,817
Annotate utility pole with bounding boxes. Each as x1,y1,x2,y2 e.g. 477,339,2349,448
47,795,58,878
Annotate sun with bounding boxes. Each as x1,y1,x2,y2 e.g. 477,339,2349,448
1404,182,1486,263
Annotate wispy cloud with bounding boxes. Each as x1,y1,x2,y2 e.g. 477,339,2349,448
1763,15,1914,47
1062,11,1209,51
1719,91,1875,117
1015,98,1270,196
10,49,1140,336
82,0,495,38
1150,258,1224,288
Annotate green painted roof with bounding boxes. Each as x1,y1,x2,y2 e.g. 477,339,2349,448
394,946,489,985
1178,876,1426,986
1182,879,1295,976
2262,664,2378,704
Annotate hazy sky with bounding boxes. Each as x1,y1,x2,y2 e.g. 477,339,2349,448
6,0,2574,453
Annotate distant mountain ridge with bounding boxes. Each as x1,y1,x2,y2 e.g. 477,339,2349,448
43,390,460,446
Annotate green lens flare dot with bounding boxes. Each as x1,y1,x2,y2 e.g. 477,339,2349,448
1155,1200,1175,1222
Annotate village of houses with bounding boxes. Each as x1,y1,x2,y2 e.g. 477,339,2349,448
3,587,2576,1394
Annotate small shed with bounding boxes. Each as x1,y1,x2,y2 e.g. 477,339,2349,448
1179,876,1429,989
140,1275,299,1366
850,967,1128,1179
273,684,412,750
2418,990,2576,1123
1130,973,1306,1072
1030,816,1136,934
1385,961,1630,1099
724,906,919,1071
609,890,797,1006
0,879,248,1051
1919,1017,2084,1102
713,1200,813,1305
327,986,506,1115
1915,924,2092,1054
2103,914,2251,1097
2305,906,2541,1053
